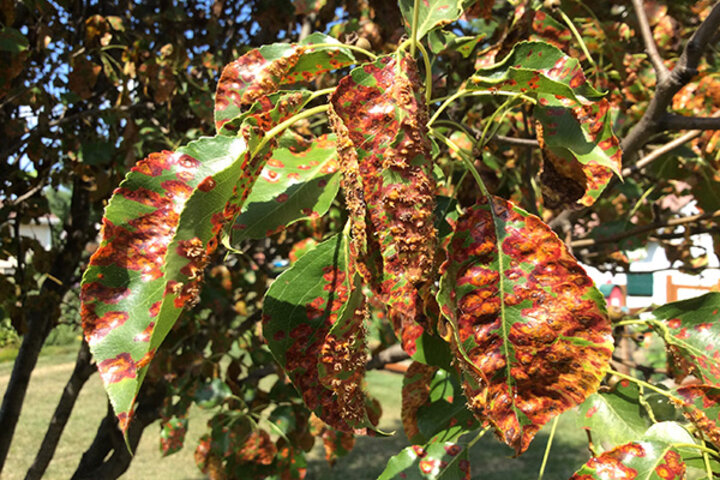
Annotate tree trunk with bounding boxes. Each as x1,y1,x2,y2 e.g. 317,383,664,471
25,341,95,480
71,384,164,480
0,178,93,473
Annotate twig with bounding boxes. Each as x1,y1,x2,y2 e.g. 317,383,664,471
661,113,720,131
622,1,720,161
366,344,409,370
622,129,702,176
570,209,720,248
631,0,670,83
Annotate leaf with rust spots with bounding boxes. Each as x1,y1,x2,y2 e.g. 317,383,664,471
437,196,612,454
230,134,340,242
263,234,380,433
651,292,720,385
402,362,438,444
309,414,356,466
676,385,720,450
578,380,650,447
398,0,463,41
469,41,622,208
214,33,355,131
379,422,475,480
329,53,441,363
570,441,686,480
81,92,309,435
160,415,188,457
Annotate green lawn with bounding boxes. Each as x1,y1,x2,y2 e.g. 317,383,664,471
0,349,591,479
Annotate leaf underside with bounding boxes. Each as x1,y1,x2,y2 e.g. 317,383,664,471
438,195,612,454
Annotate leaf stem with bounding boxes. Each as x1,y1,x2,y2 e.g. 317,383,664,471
606,368,682,403
558,9,597,69
701,438,715,477
468,425,492,449
672,442,720,458
309,87,336,101
252,104,330,158
305,42,377,60
428,89,535,127
537,416,559,480
410,0,420,57
415,40,433,104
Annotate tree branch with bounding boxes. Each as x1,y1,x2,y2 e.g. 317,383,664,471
570,209,720,248
660,114,720,131
366,344,409,370
621,1,720,162
622,129,702,176
631,0,670,83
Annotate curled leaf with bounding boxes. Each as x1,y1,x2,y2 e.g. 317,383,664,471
469,41,621,208
329,53,438,360
652,292,720,385
402,362,439,443
438,196,612,453
676,385,720,450
214,33,356,131
263,234,379,433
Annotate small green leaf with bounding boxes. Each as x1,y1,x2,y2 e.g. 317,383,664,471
0,27,29,53
194,378,233,408
398,0,463,41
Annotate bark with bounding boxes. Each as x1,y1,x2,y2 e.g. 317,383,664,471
24,341,95,480
0,178,94,473
71,385,164,480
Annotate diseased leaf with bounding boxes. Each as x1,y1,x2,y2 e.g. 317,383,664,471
214,33,355,131
329,53,441,362
263,234,379,433
231,134,340,241
160,415,188,456
469,41,622,207
427,30,484,58
437,196,613,454
569,441,686,480
402,362,439,444
652,292,720,385
578,379,650,446
81,92,309,433
309,414,356,466
398,0,463,41
676,385,720,450
643,421,720,475
378,424,474,480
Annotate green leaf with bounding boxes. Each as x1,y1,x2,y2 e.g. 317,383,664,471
437,195,613,454
652,292,720,385
578,379,650,446
329,53,440,362
398,0,463,41
569,440,686,479
427,30,484,58
81,92,308,434
214,34,355,131
263,234,379,433
194,378,233,408
231,134,340,242
469,41,622,207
